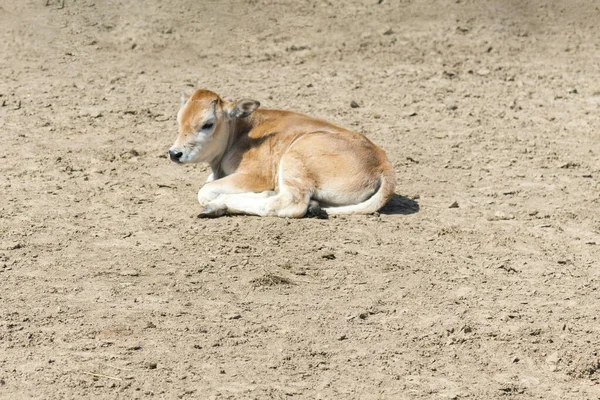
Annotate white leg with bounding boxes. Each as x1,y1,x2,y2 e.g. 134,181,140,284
197,173,269,206
198,185,220,206
205,190,309,218
204,191,276,216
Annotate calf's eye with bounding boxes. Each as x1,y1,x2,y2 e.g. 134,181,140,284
202,122,214,130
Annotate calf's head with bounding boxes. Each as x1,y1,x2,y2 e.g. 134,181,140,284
169,89,260,164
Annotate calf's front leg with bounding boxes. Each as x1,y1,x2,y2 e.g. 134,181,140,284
197,173,270,216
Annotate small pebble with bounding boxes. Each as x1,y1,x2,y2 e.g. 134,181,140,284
146,362,158,370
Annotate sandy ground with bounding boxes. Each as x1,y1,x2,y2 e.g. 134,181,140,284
1,0,600,398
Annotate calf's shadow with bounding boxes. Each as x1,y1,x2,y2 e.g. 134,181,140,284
379,194,420,215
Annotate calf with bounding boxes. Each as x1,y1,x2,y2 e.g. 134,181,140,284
169,89,396,218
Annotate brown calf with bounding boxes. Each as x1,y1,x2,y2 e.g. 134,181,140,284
169,89,396,217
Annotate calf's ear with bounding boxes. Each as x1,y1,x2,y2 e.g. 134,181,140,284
180,90,194,107
225,99,260,119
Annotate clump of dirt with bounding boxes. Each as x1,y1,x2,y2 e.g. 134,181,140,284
250,274,294,287
567,356,600,380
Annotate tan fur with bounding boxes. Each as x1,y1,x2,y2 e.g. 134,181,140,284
169,89,396,217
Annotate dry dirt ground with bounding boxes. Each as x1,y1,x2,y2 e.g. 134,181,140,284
1,0,600,399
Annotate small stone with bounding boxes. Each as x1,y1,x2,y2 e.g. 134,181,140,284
293,269,306,276
321,252,336,260
350,101,360,108
443,71,457,79
449,201,459,208
487,211,515,221
146,362,158,370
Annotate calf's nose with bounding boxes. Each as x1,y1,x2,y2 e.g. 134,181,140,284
169,149,183,162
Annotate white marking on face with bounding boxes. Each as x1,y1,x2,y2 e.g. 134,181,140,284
172,105,225,163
